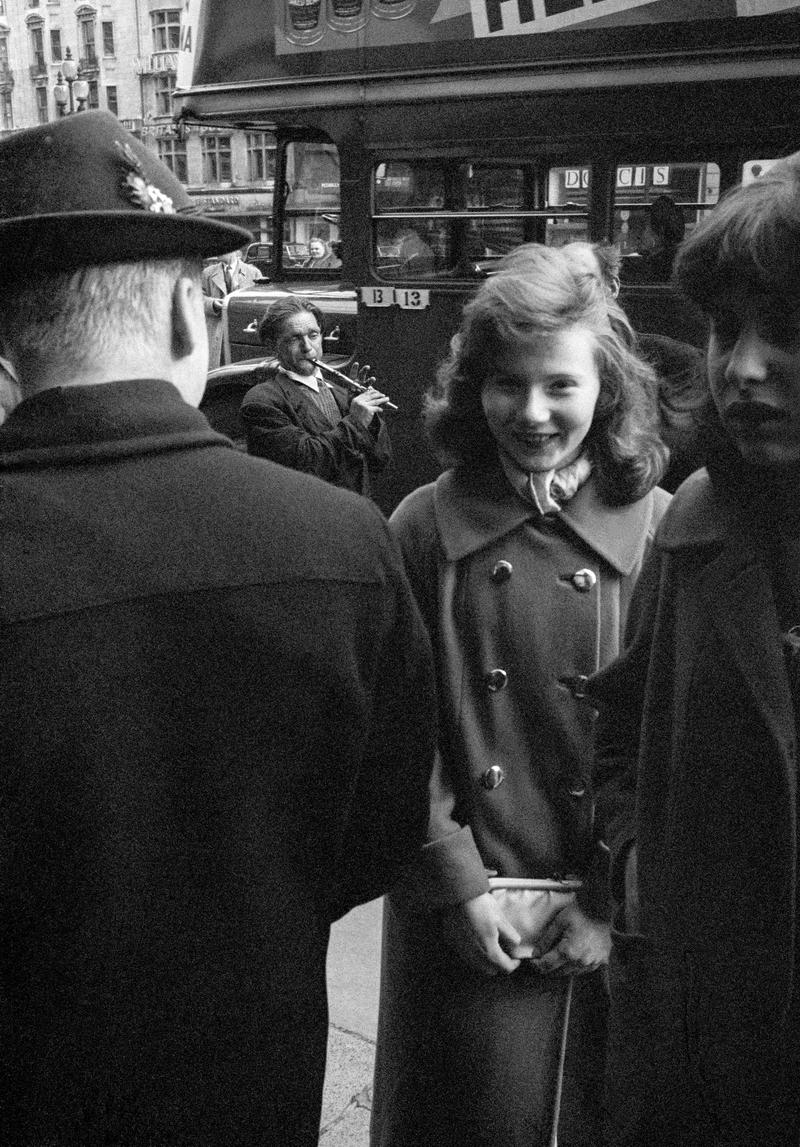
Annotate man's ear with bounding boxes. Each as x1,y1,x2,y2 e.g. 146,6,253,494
171,275,202,360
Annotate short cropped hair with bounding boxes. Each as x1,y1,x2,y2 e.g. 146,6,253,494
0,258,200,382
257,296,324,349
674,151,800,309
425,244,667,504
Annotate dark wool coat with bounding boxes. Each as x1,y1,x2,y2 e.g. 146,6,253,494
240,368,392,498
371,465,669,1147
0,379,436,1147
592,469,800,1147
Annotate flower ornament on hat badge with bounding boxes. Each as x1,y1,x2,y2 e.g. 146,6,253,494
115,139,175,215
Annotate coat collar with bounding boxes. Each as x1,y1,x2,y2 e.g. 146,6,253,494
0,378,230,468
433,465,660,575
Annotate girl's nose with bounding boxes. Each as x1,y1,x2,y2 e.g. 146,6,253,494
521,386,550,423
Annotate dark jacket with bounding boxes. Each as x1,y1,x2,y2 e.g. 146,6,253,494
0,379,436,1147
592,468,799,1146
240,367,392,498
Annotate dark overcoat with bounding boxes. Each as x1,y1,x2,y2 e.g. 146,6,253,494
0,379,436,1147
592,469,800,1146
371,465,669,1147
240,368,392,498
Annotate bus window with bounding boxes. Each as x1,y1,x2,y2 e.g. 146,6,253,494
283,141,342,271
613,161,720,284
546,166,592,246
372,159,590,280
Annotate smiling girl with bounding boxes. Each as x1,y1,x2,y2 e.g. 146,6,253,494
371,244,670,1147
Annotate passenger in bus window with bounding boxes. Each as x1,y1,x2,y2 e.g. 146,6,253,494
622,193,686,282
591,149,800,1147
371,245,670,1147
302,236,341,270
240,295,392,498
394,223,435,275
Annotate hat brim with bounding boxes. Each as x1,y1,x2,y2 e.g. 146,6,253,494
0,211,253,281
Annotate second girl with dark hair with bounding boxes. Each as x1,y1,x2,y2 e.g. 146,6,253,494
371,244,670,1147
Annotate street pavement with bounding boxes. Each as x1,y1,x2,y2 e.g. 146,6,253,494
319,897,383,1144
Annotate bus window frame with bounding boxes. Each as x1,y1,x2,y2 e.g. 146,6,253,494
369,152,594,283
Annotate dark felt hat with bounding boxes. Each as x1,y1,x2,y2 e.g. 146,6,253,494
0,110,252,280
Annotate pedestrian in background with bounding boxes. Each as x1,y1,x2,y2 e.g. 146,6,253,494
202,245,262,367
0,110,436,1146
591,151,800,1147
371,245,669,1147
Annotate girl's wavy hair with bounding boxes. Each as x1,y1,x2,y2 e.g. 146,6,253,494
425,244,668,504
674,151,800,310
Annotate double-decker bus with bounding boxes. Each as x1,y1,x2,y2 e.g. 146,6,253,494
177,0,800,511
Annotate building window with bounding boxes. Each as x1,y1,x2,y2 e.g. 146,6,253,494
1,90,13,130
102,21,114,56
154,72,175,116
151,9,181,52
29,23,46,74
50,28,62,61
78,13,97,66
158,137,188,183
247,132,276,183
106,84,117,115
87,79,99,109
35,84,48,123
202,135,232,184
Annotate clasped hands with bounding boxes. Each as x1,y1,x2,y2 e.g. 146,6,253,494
441,890,610,978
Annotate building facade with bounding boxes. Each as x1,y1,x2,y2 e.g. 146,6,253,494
0,0,274,241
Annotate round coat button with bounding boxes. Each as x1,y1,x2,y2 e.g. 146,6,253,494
491,560,513,583
571,568,597,592
485,668,508,692
481,765,506,790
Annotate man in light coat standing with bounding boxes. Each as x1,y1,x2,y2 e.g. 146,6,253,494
202,246,263,367
592,152,800,1145
0,110,436,1147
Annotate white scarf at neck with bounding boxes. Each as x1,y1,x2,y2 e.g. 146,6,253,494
499,450,593,515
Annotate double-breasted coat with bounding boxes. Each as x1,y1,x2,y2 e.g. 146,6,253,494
241,367,392,498
591,468,800,1146
371,464,669,1147
0,378,436,1146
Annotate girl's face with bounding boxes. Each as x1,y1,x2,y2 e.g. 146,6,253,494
708,294,800,469
481,326,602,473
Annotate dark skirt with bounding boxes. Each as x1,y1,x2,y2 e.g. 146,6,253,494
371,896,608,1147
